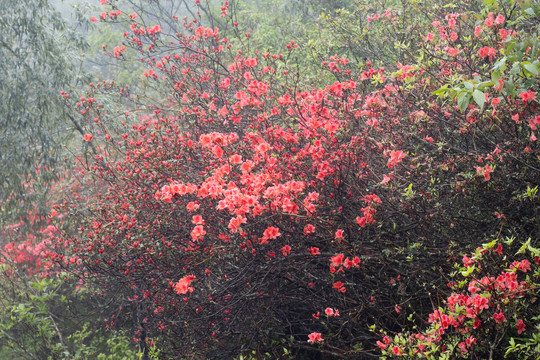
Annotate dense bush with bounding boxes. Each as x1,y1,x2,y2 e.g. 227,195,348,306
377,237,540,359
4,0,535,358
0,219,141,359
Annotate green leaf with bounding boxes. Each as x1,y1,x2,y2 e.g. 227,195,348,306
493,56,507,71
432,85,449,97
461,265,475,277
491,69,502,82
524,7,535,16
457,92,470,112
477,81,495,90
523,62,539,76
516,238,531,255
473,90,486,109
504,78,516,94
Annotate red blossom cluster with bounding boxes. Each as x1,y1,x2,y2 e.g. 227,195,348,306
378,241,539,358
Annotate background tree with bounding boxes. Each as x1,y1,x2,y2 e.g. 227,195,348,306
0,0,88,230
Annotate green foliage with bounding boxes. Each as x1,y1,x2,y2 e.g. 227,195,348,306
0,263,139,360
0,0,87,228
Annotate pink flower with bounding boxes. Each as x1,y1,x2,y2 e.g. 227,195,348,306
228,215,246,233
520,259,531,272
335,229,344,242
229,153,242,164
330,254,345,267
483,164,494,180
343,256,361,269
485,12,494,27
147,24,162,35
308,247,320,256
356,216,367,227
191,225,206,241
475,165,493,180
517,319,526,334
376,336,390,350
478,46,497,61
333,281,346,292
472,295,489,310
519,90,537,103
499,28,509,41
530,115,540,130
263,226,281,239
380,174,392,184
191,215,204,225
281,245,291,256
474,26,482,37
387,150,405,168
174,275,196,295
186,202,199,211
91,16,98,23
83,134,93,141
491,97,501,107
493,311,505,324
307,332,324,343
325,307,339,317
304,224,316,235
511,259,531,272
445,47,460,57
466,336,477,347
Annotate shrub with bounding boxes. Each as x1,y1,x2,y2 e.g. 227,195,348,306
46,0,539,358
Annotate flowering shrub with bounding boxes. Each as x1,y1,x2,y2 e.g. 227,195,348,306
376,238,540,359
0,213,142,359
45,0,539,358
1,215,60,276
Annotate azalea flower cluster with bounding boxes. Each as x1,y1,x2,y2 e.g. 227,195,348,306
377,241,538,358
